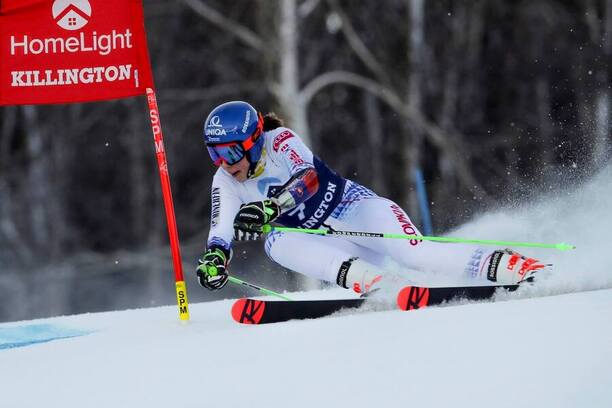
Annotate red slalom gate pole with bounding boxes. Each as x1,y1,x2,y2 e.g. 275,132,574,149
146,88,190,321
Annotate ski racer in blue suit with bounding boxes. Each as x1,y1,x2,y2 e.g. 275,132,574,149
196,101,546,293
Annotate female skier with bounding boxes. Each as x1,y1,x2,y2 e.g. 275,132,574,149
196,101,545,293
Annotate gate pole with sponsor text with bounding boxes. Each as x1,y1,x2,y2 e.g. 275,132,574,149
0,0,190,321
146,88,190,321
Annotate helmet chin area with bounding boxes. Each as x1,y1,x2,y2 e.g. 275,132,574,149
247,147,267,179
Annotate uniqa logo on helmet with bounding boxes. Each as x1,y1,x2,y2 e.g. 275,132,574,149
208,115,222,127
206,128,227,136
206,116,227,136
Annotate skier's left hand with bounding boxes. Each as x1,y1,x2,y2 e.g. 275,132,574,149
233,199,281,241
196,246,230,291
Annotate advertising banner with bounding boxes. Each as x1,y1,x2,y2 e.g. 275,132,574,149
0,0,154,105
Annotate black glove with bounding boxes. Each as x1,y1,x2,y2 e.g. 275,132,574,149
233,199,281,241
196,246,230,291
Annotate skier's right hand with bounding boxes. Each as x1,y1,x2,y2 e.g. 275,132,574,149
196,246,230,291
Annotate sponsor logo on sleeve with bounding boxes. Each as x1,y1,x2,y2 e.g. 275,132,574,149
211,187,221,227
272,130,294,152
287,149,305,166
277,140,306,169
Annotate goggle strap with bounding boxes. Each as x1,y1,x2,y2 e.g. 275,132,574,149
242,112,264,151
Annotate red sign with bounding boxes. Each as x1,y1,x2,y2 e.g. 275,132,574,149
0,0,154,105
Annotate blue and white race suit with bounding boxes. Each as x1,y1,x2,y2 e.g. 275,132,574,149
208,127,492,285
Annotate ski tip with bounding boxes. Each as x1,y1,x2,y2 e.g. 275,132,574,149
396,286,431,311
231,298,266,324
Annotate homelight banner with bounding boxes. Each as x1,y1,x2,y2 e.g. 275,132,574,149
0,0,154,105
0,0,189,321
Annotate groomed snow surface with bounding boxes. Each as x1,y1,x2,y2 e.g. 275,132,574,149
0,288,611,408
1,166,611,408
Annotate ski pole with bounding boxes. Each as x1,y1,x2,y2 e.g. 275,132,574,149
262,225,576,251
228,276,293,301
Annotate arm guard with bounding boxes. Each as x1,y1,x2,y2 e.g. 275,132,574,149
274,167,320,213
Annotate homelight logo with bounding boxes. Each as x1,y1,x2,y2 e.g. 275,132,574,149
52,0,92,31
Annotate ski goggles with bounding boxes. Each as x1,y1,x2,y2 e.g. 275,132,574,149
206,113,264,166
207,142,247,166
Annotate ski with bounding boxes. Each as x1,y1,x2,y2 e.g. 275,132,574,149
396,284,519,311
231,283,521,325
231,297,366,325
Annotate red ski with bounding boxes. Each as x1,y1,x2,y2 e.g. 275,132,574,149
231,297,365,325
396,284,518,311
231,284,519,325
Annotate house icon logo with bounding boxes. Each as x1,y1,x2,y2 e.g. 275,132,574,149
52,0,92,31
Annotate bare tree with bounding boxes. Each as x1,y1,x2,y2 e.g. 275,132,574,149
301,2,492,205
590,0,612,169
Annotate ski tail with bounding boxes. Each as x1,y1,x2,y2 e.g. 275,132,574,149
397,284,519,311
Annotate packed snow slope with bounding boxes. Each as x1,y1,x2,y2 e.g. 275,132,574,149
1,165,611,408
0,289,611,408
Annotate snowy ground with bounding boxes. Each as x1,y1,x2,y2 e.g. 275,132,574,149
0,288,611,408
1,166,611,408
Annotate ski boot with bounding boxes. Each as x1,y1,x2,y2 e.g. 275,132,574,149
336,257,384,296
486,249,550,285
